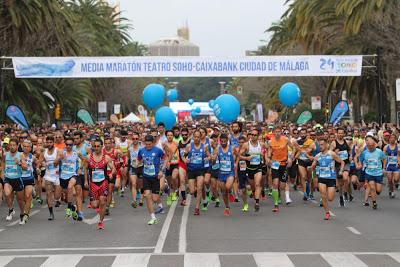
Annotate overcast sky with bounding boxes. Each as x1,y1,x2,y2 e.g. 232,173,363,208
113,0,287,56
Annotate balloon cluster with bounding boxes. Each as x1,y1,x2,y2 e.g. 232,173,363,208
188,99,201,118
142,83,178,130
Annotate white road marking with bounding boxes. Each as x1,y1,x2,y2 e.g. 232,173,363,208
111,254,151,267
321,252,368,267
347,226,362,235
82,214,111,225
0,247,155,253
0,256,13,267
40,255,83,267
0,229,4,233
154,200,178,253
388,253,400,263
185,253,220,267
179,194,192,253
7,210,40,227
253,253,295,267
329,211,336,217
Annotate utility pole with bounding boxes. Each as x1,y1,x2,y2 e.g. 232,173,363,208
376,47,384,125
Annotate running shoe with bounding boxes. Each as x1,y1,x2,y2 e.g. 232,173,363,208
155,206,164,214
171,192,178,201
105,207,110,216
349,194,354,202
48,213,54,221
22,214,29,224
65,208,72,219
139,199,143,207
324,212,331,220
339,196,345,207
97,221,104,230
131,200,137,208
19,214,25,225
180,199,187,206
242,203,249,212
303,195,308,201
343,192,349,202
36,197,44,205
363,202,370,207
6,209,15,221
372,202,378,210
147,218,158,225
120,187,125,197
77,212,83,221
110,199,115,208
55,201,61,208
309,193,315,200
166,195,172,206
395,183,399,190
254,203,260,212
272,205,279,213
286,197,292,205
389,192,395,199
319,199,323,207
201,202,209,211
194,208,200,216
223,208,231,216
215,198,220,208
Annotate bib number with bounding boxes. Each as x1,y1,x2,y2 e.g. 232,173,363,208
271,161,280,170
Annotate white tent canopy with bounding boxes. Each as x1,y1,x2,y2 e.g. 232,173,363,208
121,112,141,122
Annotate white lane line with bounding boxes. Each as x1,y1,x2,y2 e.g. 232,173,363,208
0,229,4,233
185,253,220,267
321,253,368,267
40,255,83,267
83,214,111,225
0,256,14,267
179,194,192,253
7,210,40,227
0,247,154,252
253,253,295,267
347,226,362,235
388,253,400,263
154,200,178,253
111,254,151,267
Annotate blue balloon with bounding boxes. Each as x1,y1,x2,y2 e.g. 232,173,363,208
188,99,194,105
167,88,178,102
190,110,197,118
155,106,176,130
278,82,301,107
142,83,165,109
213,94,240,123
208,100,215,108
195,107,201,113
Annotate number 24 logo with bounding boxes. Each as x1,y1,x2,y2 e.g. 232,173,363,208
320,58,334,70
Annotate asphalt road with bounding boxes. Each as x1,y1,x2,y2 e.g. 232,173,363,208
1,184,400,267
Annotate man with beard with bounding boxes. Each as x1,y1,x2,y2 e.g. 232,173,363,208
178,128,191,206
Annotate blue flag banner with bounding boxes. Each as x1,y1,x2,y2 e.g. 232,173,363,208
76,109,95,126
12,56,363,78
329,100,349,125
6,105,29,130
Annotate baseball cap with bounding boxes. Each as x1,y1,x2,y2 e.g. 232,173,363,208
3,137,10,144
383,131,390,137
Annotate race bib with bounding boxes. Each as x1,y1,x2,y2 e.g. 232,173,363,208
239,160,247,171
191,153,202,164
299,152,308,160
388,156,397,165
144,163,156,176
338,151,348,160
319,166,331,178
250,155,261,165
271,161,280,170
220,160,231,172
92,169,105,182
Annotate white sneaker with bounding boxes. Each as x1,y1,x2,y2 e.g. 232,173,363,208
19,219,25,225
6,209,15,221
286,197,292,205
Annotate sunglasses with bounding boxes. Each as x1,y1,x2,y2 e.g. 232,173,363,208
66,143,73,147
132,138,139,140
93,145,101,148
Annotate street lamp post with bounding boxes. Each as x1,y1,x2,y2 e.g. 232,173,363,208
218,81,226,94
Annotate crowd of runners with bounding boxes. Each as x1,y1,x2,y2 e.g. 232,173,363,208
0,120,398,230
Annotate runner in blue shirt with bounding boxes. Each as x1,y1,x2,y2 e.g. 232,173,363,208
311,138,344,220
355,135,386,210
383,133,399,198
138,135,167,225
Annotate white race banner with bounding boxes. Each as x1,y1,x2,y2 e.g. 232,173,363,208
12,56,363,78
113,104,121,114
311,96,322,110
98,101,107,113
